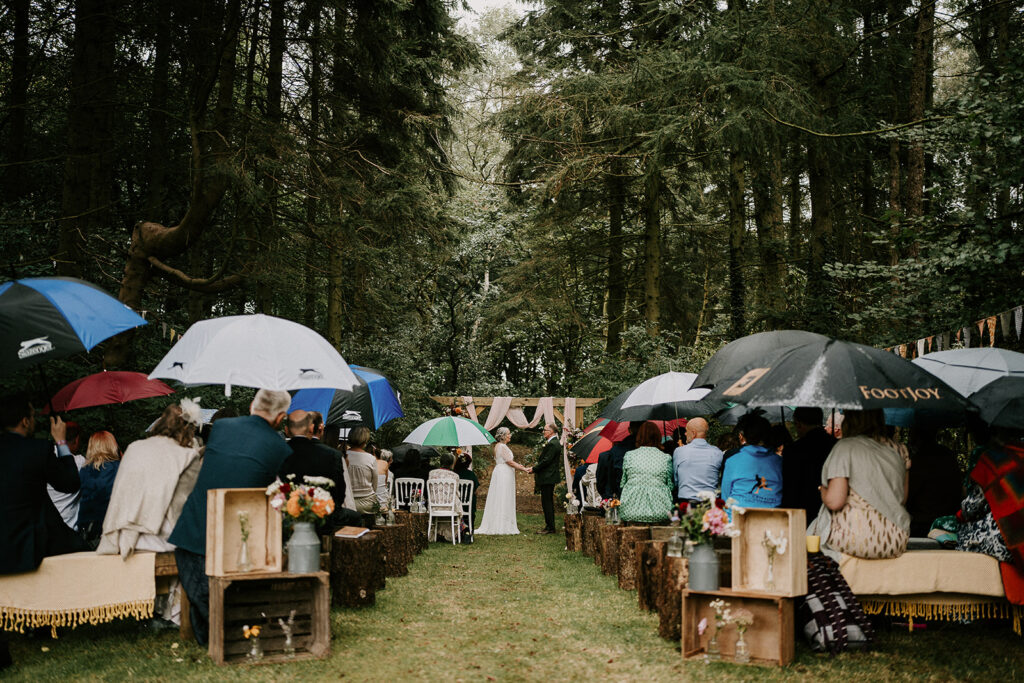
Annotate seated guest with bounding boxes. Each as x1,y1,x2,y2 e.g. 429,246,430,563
956,426,1024,565
309,411,325,440
169,389,292,646
429,452,460,482
720,414,782,508
717,432,740,462
672,417,724,503
281,409,362,529
77,431,121,549
97,400,203,558
454,452,479,538
344,426,379,515
376,446,394,504
0,398,84,574
47,421,85,530
620,421,674,524
766,423,793,455
781,407,837,523
906,426,963,537
811,409,910,560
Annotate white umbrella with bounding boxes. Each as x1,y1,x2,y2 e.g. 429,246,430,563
149,314,359,395
600,371,725,421
404,416,496,447
913,348,1024,397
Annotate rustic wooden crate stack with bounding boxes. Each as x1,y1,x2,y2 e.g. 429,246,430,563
208,571,330,665
681,508,807,667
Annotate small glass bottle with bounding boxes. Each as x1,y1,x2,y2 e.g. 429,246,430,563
734,628,750,664
237,537,253,572
247,634,263,662
705,629,721,663
666,530,684,558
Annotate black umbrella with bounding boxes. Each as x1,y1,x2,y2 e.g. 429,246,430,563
708,337,973,418
969,376,1024,430
693,330,829,389
600,371,727,422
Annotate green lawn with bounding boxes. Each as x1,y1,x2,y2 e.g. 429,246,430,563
7,513,1024,681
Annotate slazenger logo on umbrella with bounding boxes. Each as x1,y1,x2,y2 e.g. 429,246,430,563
298,368,323,380
341,410,362,421
17,336,53,359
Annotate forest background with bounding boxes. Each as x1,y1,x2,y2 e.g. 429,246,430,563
0,0,1022,442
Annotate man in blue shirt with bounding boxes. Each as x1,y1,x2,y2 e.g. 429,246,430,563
672,417,724,503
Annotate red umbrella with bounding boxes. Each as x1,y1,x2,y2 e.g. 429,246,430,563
598,417,688,443
571,417,689,464
48,370,175,412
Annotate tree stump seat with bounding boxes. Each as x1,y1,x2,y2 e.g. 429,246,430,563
617,526,651,591
564,513,583,551
372,523,414,577
329,531,385,607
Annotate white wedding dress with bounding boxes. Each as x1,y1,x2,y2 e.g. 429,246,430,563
475,442,520,535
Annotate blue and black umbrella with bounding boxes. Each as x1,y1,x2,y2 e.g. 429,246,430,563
0,277,147,375
289,365,403,429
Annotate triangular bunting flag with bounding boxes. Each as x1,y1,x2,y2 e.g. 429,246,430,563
987,316,997,347
162,322,167,337
1016,306,1023,338
963,327,971,347
977,319,986,345
899,344,907,357
917,339,926,357
1000,311,1013,339
942,331,951,350
926,335,934,352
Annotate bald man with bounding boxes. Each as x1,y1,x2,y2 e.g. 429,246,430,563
671,417,725,503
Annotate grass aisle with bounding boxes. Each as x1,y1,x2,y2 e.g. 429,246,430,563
8,513,1024,680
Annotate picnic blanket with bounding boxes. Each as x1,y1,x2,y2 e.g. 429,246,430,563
972,443,1024,570
0,551,155,635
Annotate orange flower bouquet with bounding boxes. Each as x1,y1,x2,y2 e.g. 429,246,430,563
266,475,335,524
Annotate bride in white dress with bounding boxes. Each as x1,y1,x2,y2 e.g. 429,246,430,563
476,427,529,535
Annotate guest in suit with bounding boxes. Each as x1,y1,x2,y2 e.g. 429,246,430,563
0,396,85,575
454,452,479,534
781,407,837,523
281,409,362,529
596,421,641,499
169,389,292,647
47,421,84,530
531,423,562,534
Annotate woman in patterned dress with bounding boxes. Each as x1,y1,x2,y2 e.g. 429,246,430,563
619,421,674,523
812,410,911,559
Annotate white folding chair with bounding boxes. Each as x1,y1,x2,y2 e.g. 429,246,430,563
426,479,460,545
394,477,424,508
457,479,474,530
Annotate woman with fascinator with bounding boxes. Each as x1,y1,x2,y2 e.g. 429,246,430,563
97,398,204,560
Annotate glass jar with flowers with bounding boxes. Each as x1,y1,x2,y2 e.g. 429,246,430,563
762,529,788,592
704,598,732,662
243,624,263,662
675,493,742,591
731,608,755,663
267,475,335,573
236,510,253,572
604,498,622,525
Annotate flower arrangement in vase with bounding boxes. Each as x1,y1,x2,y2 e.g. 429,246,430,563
267,475,336,523
243,624,263,662
237,510,253,572
603,498,621,525
761,529,788,591
675,491,741,549
731,608,755,663
565,492,581,514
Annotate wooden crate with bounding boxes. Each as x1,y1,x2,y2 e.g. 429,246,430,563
206,488,283,577
209,571,330,665
681,588,795,666
650,526,680,542
730,507,806,596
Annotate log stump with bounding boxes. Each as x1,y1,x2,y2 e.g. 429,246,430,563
636,540,667,611
593,522,604,568
599,525,621,576
616,527,651,591
581,512,602,557
373,523,414,578
657,556,688,641
394,511,429,554
564,514,582,551
330,532,384,607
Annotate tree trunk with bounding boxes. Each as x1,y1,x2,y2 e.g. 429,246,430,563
752,149,785,320
617,526,651,591
303,3,323,329
105,0,242,368
807,138,833,321
605,168,626,354
904,0,934,238
787,153,801,267
636,540,667,612
642,166,661,335
60,0,117,278
329,532,383,607
256,0,286,315
145,0,172,217
727,151,746,339
4,0,30,201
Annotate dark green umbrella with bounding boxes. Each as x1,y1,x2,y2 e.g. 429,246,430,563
693,330,828,389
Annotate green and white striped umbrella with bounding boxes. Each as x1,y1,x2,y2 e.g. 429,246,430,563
403,416,496,447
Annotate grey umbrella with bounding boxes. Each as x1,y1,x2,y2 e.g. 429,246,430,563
693,330,829,389
913,348,1024,398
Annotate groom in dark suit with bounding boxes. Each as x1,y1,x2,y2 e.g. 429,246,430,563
532,423,561,534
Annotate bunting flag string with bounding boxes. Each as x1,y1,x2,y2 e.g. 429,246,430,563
882,303,1023,360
